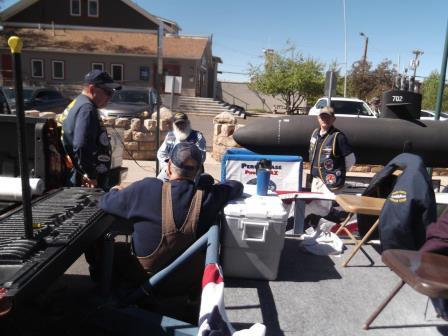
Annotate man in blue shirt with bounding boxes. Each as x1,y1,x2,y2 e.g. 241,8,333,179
99,143,242,302
61,70,121,191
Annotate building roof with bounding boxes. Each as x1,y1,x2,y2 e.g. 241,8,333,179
0,0,181,33
0,27,209,60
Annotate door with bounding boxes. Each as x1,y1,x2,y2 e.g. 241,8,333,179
1,54,12,86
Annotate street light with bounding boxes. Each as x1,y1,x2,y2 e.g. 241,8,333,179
359,32,369,65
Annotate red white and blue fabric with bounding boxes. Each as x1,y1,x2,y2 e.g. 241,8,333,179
197,263,266,336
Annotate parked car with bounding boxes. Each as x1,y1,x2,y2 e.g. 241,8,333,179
99,87,153,118
419,109,448,121
309,97,377,118
1,86,70,114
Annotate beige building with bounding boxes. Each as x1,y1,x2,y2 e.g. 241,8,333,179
0,0,220,97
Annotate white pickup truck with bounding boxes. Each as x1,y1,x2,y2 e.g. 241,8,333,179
309,97,377,118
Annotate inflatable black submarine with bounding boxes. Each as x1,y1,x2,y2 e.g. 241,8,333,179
233,90,448,167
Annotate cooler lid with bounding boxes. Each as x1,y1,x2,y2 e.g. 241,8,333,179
223,195,288,220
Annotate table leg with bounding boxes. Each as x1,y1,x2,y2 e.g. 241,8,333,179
335,213,358,244
342,219,379,267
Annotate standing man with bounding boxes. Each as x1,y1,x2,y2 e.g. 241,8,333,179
369,97,381,117
157,112,206,181
61,70,121,191
309,106,356,194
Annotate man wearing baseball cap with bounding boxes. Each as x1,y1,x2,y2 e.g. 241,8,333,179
99,142,242,321
309,106,355,193
61,69,121,190
157,111,206,181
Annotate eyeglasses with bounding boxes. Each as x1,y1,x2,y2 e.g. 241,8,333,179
96,86,113,97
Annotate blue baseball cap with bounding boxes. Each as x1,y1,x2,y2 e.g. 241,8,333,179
169,142,202,172
83,70,121,90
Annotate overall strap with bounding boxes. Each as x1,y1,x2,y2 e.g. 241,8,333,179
161,182,203,235
182,188,203,236
161,182,177,233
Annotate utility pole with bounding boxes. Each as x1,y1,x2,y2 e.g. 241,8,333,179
411,49,424,79
360,32,369,66
342,0,347,97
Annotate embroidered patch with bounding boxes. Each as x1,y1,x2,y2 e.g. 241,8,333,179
323,159,334,170
389,191,407,203
97,154,111,162
99,132,110,146
96,163,108,174
325,174,336,185
322,146,332,155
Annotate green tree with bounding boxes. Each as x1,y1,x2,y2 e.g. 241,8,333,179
248,44,324,114
422,71,448,111
369,59,394,100
347,60,373,100
347,59,394,101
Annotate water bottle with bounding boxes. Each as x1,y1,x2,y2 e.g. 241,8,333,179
255,159,272,196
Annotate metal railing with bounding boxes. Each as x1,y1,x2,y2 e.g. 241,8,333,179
220,88,249,111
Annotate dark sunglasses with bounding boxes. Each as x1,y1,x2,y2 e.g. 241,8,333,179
96,86,113,97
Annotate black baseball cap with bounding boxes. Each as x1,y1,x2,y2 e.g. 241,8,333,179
169,142,201,172
173,112,189,124
83,70,121,90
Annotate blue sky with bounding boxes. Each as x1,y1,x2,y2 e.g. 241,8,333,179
2,0,447,82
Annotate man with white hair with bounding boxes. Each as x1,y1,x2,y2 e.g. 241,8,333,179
157,112,206,181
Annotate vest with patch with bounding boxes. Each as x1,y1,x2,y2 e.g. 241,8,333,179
309,127,346,190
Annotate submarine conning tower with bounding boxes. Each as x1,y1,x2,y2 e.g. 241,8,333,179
380,90,422,120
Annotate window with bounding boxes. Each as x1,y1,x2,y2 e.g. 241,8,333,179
88,0,99,17
70,0,81,16
51,60,64,80
139,66,150,81
316,99,327,109
331,101,367,116
91,62,104,72
111,64,123,81
31,59,44,78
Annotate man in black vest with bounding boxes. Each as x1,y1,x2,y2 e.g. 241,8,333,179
309,106,356,194
61,70,121,191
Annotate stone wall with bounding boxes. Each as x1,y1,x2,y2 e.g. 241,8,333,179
212,112,245,161
102,107,174,160
27,108,174,162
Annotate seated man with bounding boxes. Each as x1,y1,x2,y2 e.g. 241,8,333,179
99,142,242,319
157,112,206,181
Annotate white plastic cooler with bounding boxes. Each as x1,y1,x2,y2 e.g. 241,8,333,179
221,194,288,280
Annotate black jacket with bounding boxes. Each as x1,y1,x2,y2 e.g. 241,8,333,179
358,153,436,251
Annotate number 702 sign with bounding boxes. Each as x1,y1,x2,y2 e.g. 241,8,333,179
392,95,403,102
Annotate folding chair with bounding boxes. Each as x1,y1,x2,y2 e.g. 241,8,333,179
334,194,385,267
363,249,448,330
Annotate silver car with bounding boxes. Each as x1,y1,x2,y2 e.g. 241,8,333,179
99,87,154,118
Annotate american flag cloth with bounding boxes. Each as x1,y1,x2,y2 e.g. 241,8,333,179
197,263,266,336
